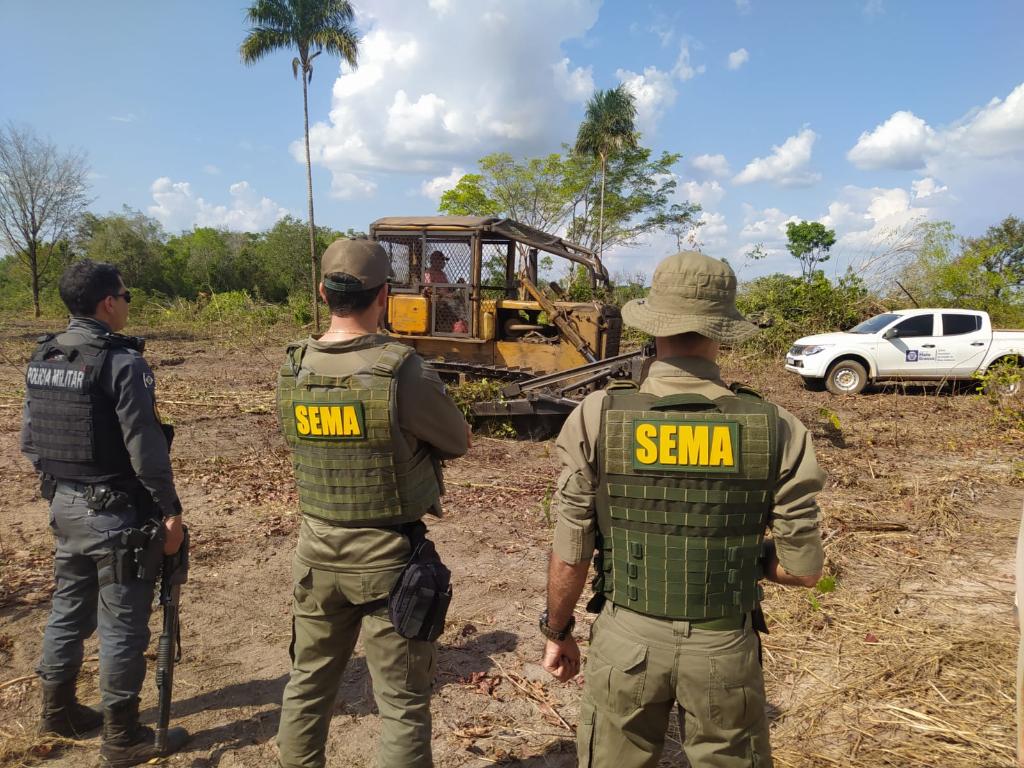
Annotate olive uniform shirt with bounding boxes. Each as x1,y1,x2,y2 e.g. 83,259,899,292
19,316,182,517
288,334,470,574
552,356,825,577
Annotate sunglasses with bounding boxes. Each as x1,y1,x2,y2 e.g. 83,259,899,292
113,290,132,304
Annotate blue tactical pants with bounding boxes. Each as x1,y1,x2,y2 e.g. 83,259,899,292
36,485,155,709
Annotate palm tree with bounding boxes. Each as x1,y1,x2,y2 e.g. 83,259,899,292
573,85,638,261
241,0,360,331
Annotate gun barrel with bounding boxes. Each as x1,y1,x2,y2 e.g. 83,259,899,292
153,525,187,756
154,625,175,753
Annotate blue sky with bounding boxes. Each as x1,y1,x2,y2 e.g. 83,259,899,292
3,0,1023,281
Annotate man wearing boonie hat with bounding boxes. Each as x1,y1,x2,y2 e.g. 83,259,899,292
540,251,826,767
274,238,470,768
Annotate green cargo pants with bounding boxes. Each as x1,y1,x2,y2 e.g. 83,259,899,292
276,558,436,768
576,602,771,768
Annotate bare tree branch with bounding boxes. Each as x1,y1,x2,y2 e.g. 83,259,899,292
0,122,92,316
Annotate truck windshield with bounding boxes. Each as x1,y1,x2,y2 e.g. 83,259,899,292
848,313,899,334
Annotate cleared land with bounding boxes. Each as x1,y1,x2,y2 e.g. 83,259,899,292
0,319,1019,767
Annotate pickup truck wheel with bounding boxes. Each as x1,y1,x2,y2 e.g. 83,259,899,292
826,361,867,395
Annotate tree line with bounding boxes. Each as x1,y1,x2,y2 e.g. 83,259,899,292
0,194,360,320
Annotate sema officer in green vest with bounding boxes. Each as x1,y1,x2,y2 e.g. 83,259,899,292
275,239,470,768
541,251,826,768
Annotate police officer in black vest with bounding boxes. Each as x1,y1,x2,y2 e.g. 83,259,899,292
20,260,188,767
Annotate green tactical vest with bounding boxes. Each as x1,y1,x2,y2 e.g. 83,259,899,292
595,383,780,619
277,341,441,527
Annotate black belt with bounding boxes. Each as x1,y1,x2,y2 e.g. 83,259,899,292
55,479,138,494
55,480,99,495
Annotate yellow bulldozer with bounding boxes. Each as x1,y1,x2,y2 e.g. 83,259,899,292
369,216,648,432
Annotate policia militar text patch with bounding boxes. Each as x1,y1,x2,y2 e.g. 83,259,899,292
293,401,367,440
632,417,740,473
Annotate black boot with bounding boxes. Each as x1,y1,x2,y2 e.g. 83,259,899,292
100,698,188,768
38,679,103,738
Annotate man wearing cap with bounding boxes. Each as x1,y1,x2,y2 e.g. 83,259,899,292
274,238,470,768
540,251,825,767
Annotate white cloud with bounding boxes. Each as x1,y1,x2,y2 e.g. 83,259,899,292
690,153,731,178
819,201,865,231
733,128,821,186
733,206,807,274
679,179,726,208
303,0,601,191
329,173,378,200
735,0,751,13
694,211,728,249
727,48,749,71
421,167,465,200
617,66,676,135
148,178,289,232
672,43,706,81
109,113,137,123
203,164,221,176
819,185,928,255
428,0,451,16
911,177,949,200
864,0,884,17
740,205,800,243
847,111,939,170
553,58,594,102
847,83,1024,171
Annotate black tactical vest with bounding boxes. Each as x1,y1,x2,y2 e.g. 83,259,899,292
25,332,138,482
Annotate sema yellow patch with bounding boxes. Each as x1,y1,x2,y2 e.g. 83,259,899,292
294,402,366,440
632,419,739,473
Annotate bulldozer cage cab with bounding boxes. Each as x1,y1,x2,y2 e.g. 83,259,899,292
370,216,610,341
368,216,640,433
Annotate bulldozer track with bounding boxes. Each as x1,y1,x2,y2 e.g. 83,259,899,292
427,359,539,383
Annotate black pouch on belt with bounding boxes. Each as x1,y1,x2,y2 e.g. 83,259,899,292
39,474,57,502
84,484,132,513
105,522,164,584
388,530,452,642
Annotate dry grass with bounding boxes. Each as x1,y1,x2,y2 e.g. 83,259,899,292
726,352,1022,768
0,328,1020,767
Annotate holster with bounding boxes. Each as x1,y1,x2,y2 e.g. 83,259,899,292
585,539,607,614
39,474,57,502
101,520,165,586
387,525,452,642
83,483,133,513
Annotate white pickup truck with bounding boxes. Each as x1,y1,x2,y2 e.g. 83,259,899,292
784,308,1024,394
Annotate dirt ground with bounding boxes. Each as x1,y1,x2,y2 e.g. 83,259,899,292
1,319,1020,767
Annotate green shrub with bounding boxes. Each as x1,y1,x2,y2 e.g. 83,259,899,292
736,271,870,355
288,292,314,326
448,378,505,424
974,360,1024,430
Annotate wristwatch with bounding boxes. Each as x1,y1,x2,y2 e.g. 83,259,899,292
539,610,575,641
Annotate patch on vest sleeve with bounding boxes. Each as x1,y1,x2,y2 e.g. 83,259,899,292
632,418,740,473
293,401,367,440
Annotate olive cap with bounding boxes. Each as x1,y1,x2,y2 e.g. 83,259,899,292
321,239,390,291
621,250,758,344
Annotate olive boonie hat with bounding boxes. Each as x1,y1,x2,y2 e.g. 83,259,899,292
621,250,758,344
321,239,390,291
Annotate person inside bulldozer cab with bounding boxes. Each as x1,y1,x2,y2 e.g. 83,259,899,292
424,250,450,287
422,250,467,333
